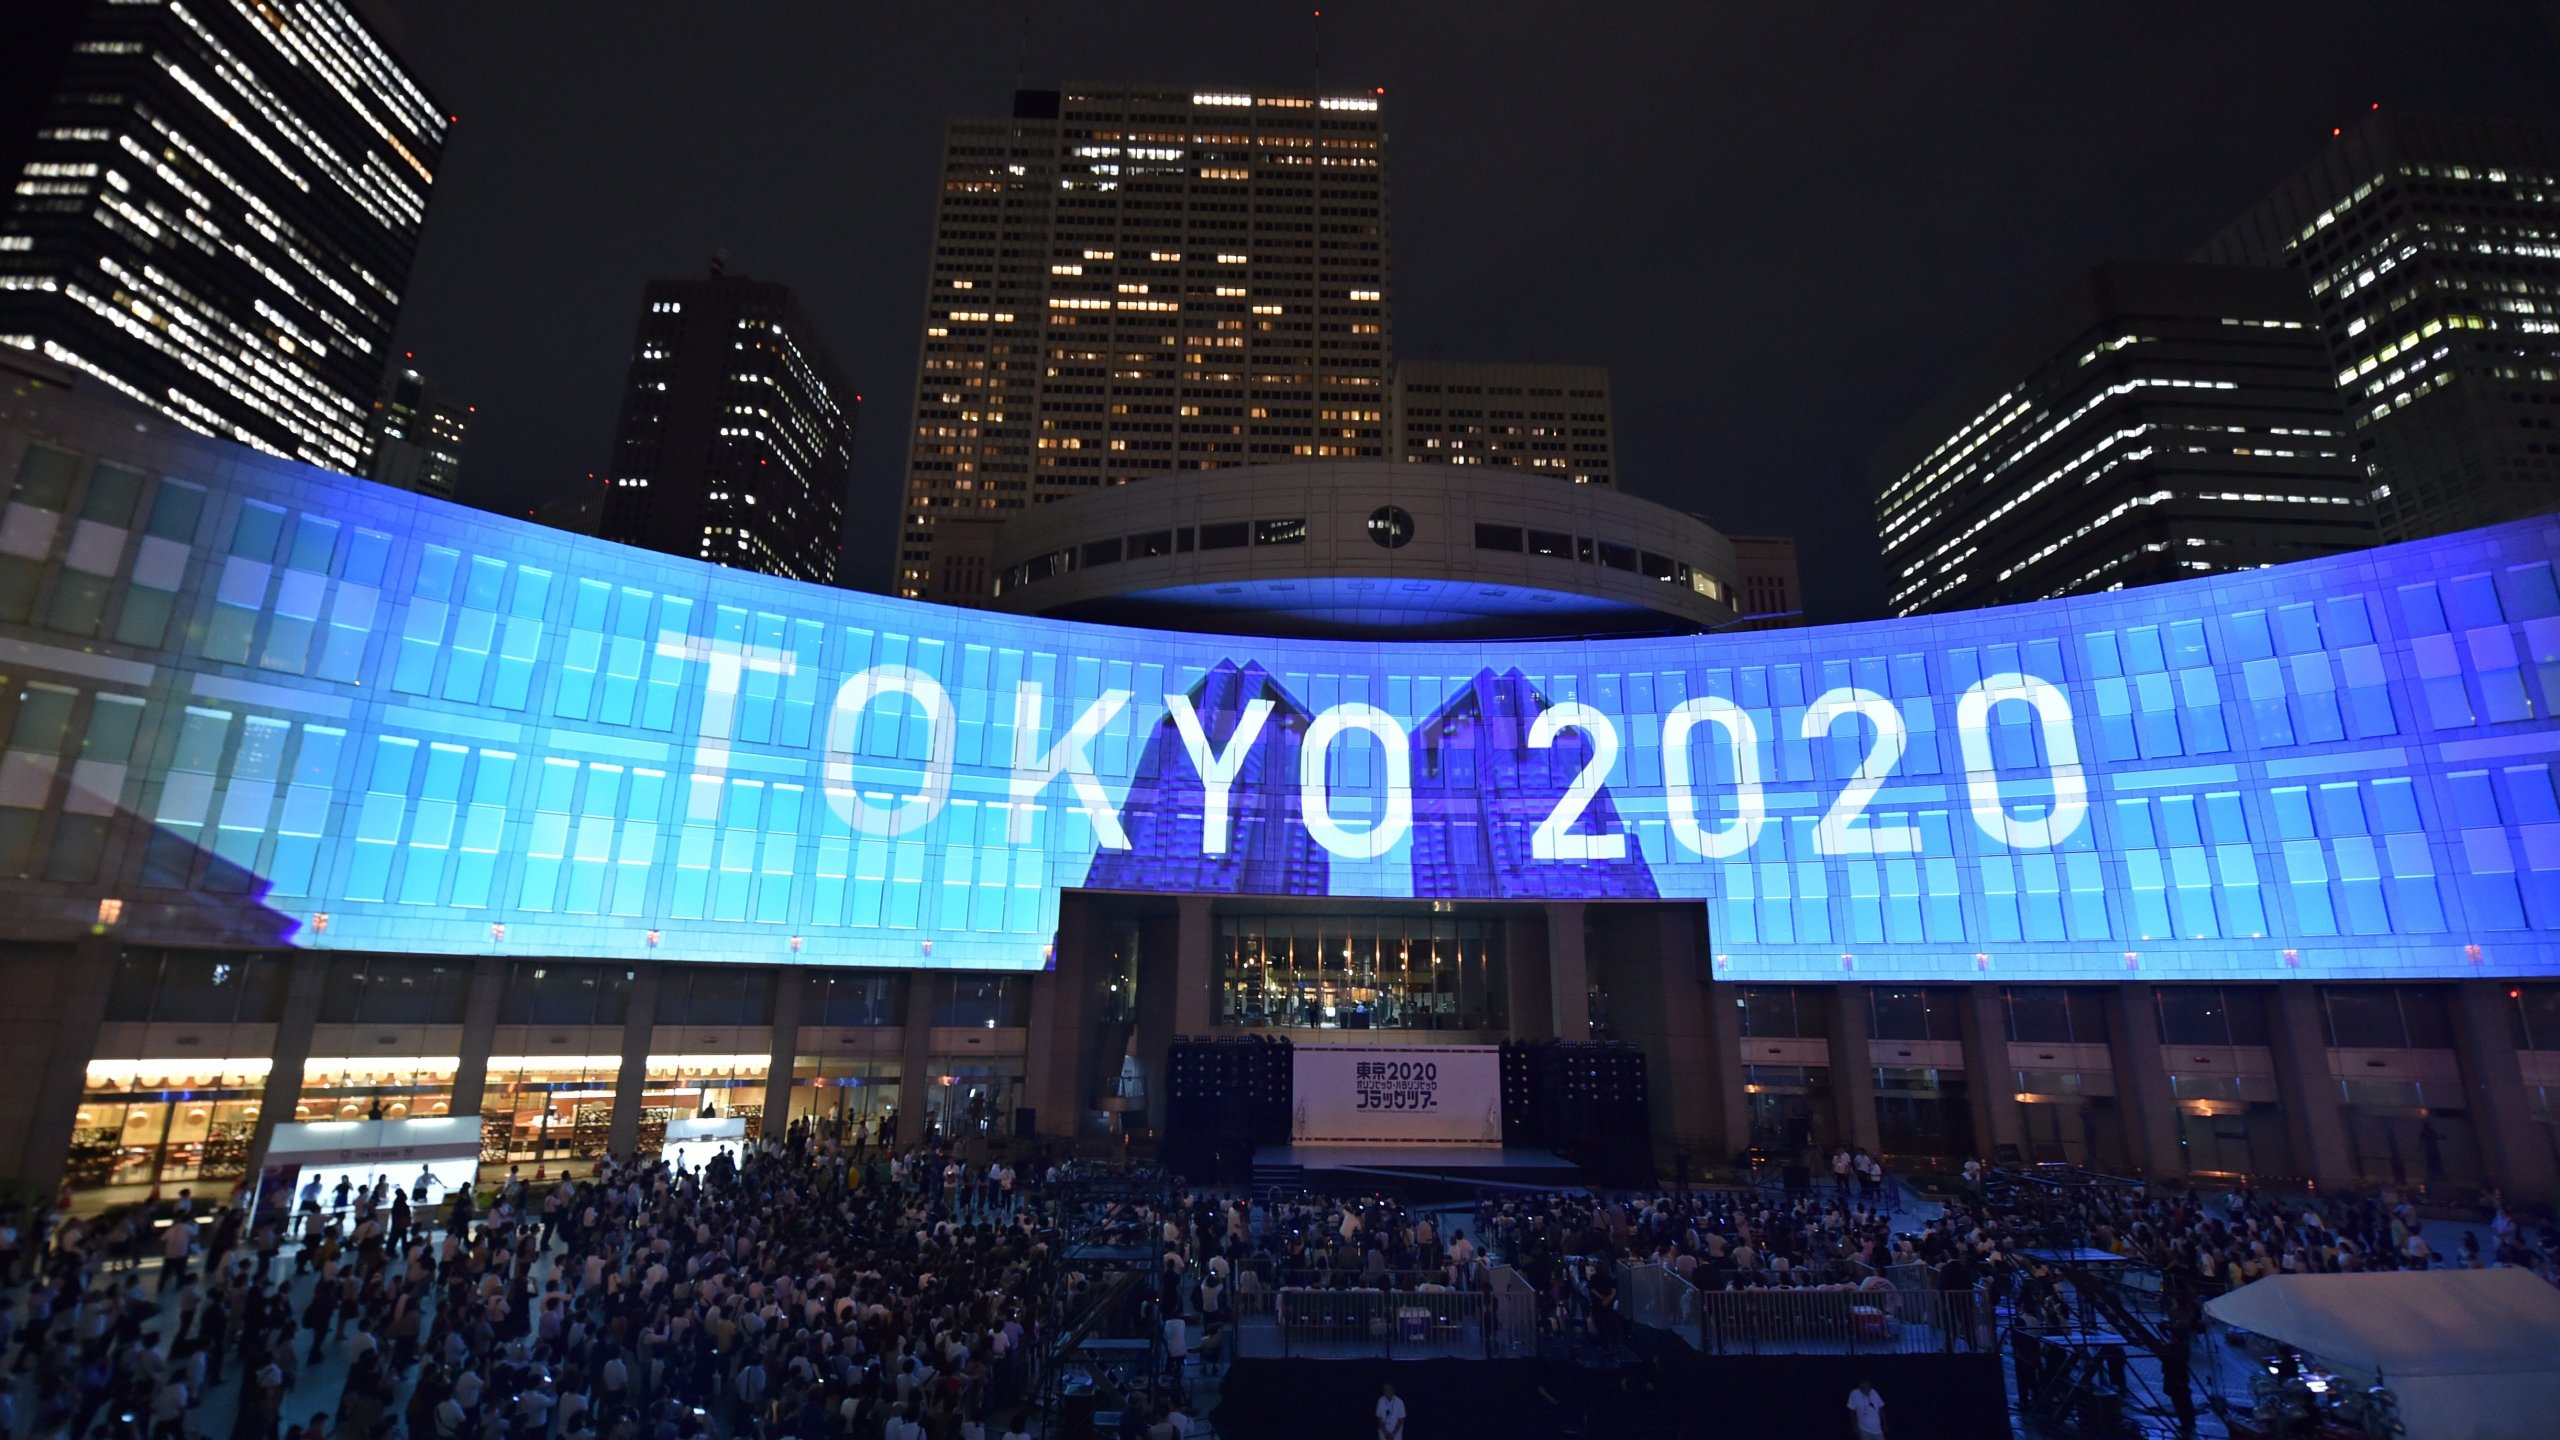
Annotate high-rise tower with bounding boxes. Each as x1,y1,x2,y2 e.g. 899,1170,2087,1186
0,0,444,475
2201,112,2560,542
596,273,857,586
1874,261,2373,617
896,84,1390,602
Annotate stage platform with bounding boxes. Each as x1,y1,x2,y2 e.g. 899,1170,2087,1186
1252,1143,1586,1192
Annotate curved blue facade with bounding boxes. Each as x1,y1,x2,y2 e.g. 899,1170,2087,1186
5,397,2559,981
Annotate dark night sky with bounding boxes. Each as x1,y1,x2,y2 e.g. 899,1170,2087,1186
377,2,2560,621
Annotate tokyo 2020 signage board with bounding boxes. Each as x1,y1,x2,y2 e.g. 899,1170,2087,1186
3,410,2558,982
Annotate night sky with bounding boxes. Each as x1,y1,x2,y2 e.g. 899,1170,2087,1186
377,2,2560,621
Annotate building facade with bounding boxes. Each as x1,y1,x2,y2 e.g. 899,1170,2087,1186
4,380,2559,1203
1725,534,1803,630
2201,112,2560,544
0,0,444,476
1876,261,2376,618
363,362,468,500
982,459,1737,638
1391,361,1616,486
896,85,1391,603
596,274,857,587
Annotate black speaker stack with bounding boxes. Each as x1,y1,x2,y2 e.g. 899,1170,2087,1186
1162,1033,1294,1181
1500,1039,1652,1185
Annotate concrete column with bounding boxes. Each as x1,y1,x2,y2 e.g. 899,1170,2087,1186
2451,979,2558,1205
2265,982,2353,1191
1606,906,1726,1167
1505,914,1553,1039
1828,984,1881,1154
1025,895,1100,1139
1547,902,1589,1042
1129,907,1183,1133
1702,979,1752,1163
761,970,804,1146
1959,983,2022,1162
898,975,935,1147
606,969,661,1158
446,956,508,1118
1173,894,1215,1036
0,935,118,1195
2105,981,2185,1180
245,949,331,1175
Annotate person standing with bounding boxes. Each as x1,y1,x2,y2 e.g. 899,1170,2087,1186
1376,1382,1406,1440
1847,1379,1886,1439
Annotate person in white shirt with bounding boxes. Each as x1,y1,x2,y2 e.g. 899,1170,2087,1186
1376,1382,1406,1440
1847,1380,1886,1438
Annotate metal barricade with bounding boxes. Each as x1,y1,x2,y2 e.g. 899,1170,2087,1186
1615,1262,1704,1351
1693,1285,1989,1356
1226,1274,1539,1360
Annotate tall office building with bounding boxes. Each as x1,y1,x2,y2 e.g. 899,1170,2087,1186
2201,112,2560,542
0,0,444,475
1391,360,1615,485
1874,261,2375,617
597,273,858,587
362,360,468,499
1725,534,1803,629
896,84,1391,602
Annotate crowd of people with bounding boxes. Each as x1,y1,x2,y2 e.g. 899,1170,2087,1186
5,1124,2558,1440
2,1124,1072,1440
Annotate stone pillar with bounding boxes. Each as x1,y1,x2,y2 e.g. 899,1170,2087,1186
245,949,331,1174
761,970,804,1147
0,935,118,1195
606,969,661,1158
2265,983,2354,1191
1505,914,1553,1039
1702,978,1752,1163
2451,979,2558,1204
1547,902,1589,1042
447,956,508,1118
1132,907,1182,1134
1173,895,1215,1036
1025,895,1099,1139
1609,906,1725,1166
898,975,935,1147
1828,984,1880,1154
1960,983,2021,1162
2104,981,2184,1180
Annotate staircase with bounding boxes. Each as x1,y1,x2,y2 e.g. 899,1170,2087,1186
1251,1159,1307,1195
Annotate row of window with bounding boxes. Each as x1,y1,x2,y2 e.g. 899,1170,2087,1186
1734,981,2560,1051
97,950,1028,1030
1470,525,1726,602
995,517,1311,592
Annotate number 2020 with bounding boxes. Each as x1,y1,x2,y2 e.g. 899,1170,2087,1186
1538,672,2088,861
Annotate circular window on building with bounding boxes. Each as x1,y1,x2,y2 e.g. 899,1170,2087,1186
1367,505,1414,549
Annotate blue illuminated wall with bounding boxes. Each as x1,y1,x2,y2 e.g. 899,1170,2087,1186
3,398,2560,981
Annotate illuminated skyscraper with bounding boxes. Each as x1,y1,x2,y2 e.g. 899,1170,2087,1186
1391,361,1615,486
597,273,857,586
1874,261,2374,617
2201,112,2560,542
362,361,468,500
896,84,1391,602
0,0,444,475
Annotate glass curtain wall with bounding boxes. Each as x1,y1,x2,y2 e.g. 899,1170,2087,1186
299,956,471,1122
75,949,286,1193
1215,914,1507,1030
482,964,630,1171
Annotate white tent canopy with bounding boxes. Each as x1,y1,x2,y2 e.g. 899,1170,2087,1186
2204,1269,2560,1440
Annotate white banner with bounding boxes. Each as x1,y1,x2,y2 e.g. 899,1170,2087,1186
1291,1044,1502,1144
